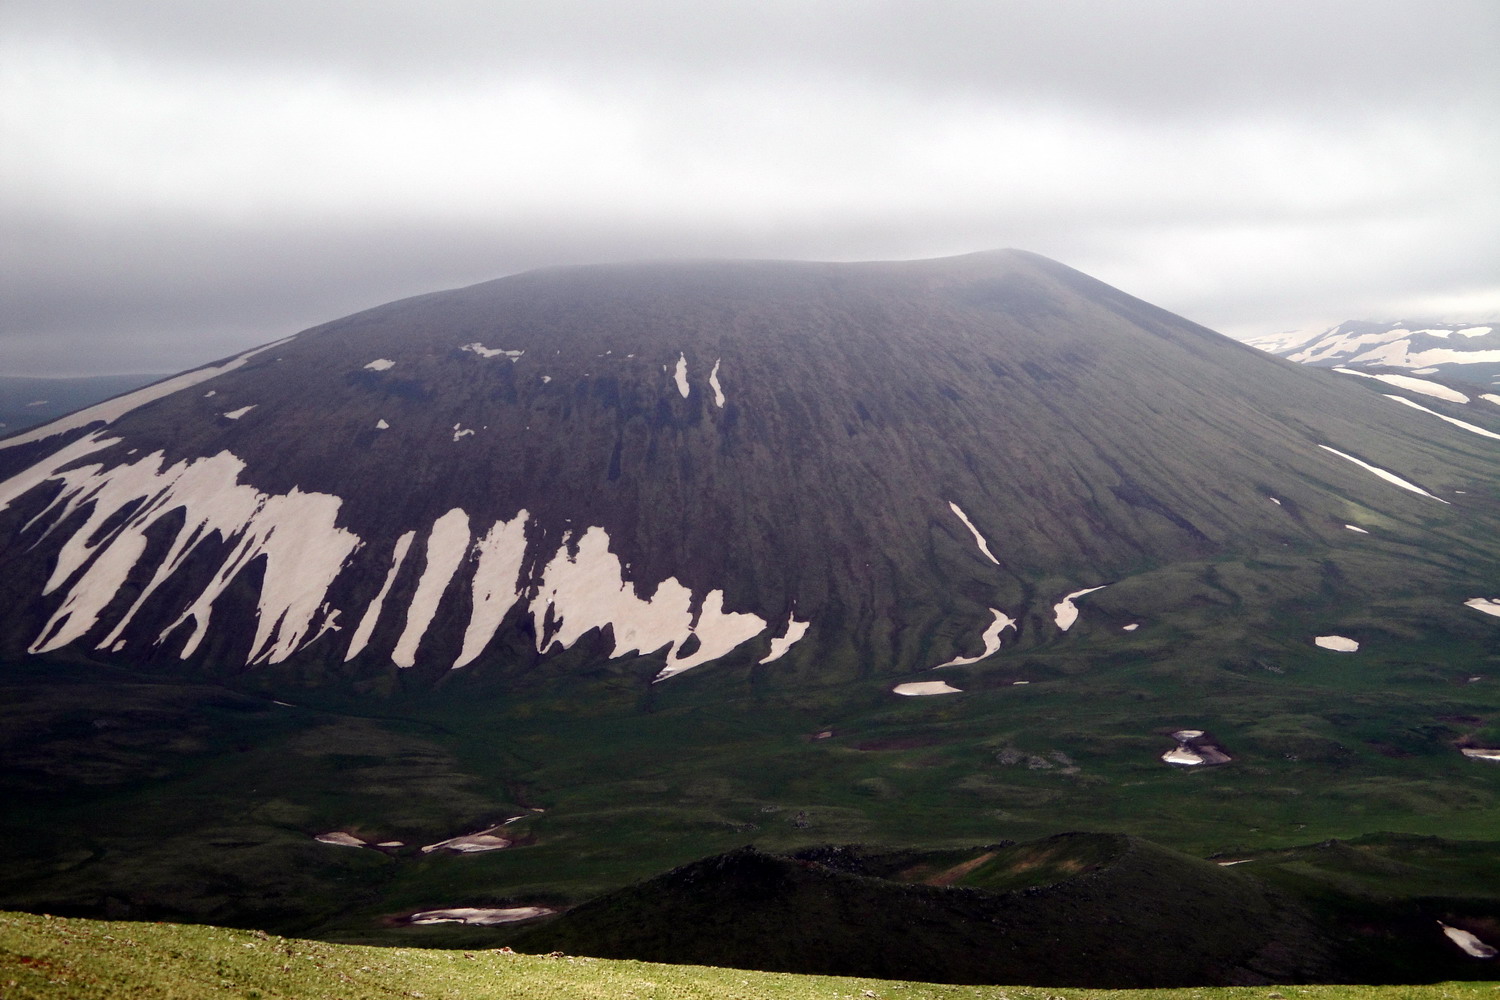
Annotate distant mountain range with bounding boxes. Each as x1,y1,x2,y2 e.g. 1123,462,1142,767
1249,320,1500,390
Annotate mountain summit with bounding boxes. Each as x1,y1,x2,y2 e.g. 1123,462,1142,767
3,251,1498,690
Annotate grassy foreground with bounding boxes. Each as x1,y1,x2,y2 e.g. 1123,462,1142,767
1,911,1495,1000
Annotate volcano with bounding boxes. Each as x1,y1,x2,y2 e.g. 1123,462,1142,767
3,250,1499,692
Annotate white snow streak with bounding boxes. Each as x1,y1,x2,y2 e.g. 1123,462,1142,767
0,436,358,663
1345,524,1369,533
948,502,999,565
2,436,785,678
674,352,690,398
315,832,366,848
1054,586,1107,631
345,532,415,661
708,359,726,408
1465,598,1500,619
410,907,552,925
658,589,767,681
1162,746,1204,766
758,613,810,664
1481,394,1500,407
1383,395,1500,441
1317,445,1449,503
364,359,396,371
935,609,1015,668
1314,635,1359,652
222,405,256,420
530,525,767,681
1440,923,1498,959
392,509,472,668
1371,374,1469,403
893,680,962,696
1458,327,1495,338
453,511,531,669
1348,344,1500,368
462,343,524,361
0,339,289,450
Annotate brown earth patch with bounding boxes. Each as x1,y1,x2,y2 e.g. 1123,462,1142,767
923,851,997,886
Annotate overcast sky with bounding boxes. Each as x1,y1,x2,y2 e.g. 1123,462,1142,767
3,1,1497,375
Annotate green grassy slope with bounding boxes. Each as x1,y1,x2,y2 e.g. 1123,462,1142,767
2,910,1495,1000
4,628,1500,946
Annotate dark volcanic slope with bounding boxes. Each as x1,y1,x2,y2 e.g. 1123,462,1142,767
2,250,1499,686
510,835,1345,987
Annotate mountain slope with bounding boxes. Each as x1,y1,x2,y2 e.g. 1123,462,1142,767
2,250,1499,694
509,834,1498,987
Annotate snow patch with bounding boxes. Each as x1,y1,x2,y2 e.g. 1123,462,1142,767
1345,524,1369,533
0,339,289,450
656,589,767,681
1122,623,1139,631
1464,598,1500,618
935,609,1015,668
346,532,415,661
1162,747,1204,766
948,502,999,565
0,435,358,665
392,509,472,668
1314,635,1359,652
1317,445,1449,503
453,511,531,669
1458,326,1494,338
1267,496,1282,506
1335,367,1471,403
315,832,366,848
462,343,524,361
758,613,810,664
1054,585,1108,631
673,352,690,398
708,358,726,408
421,827,511,854
409,907,553,926
893,680,962,696
222,405,255,420
364,359,396,371
1383,395,1500,441
375,419,389,430
452,424,474,441
529,525,767,681
1461,748,1500,761
1480,394,1500,407
1440,923,1497,959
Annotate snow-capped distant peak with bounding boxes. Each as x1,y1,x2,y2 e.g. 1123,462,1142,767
1258,320,1500,388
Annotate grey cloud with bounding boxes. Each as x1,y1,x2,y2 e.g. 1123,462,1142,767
2,0,1496,374
7,0,1497,116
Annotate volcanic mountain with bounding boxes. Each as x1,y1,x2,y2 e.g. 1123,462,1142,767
2,250,1499,694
